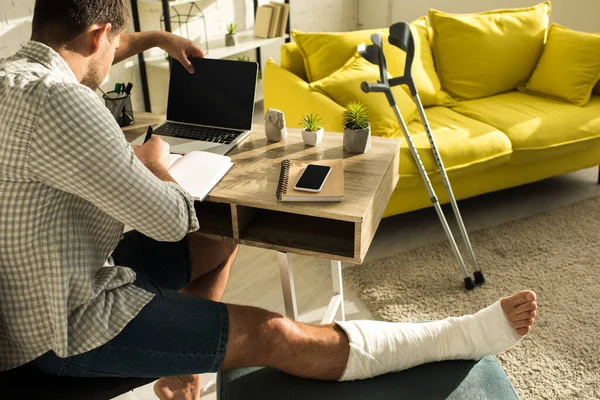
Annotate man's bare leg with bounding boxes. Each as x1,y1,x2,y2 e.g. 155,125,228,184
220,290,537,380
155,236,238,400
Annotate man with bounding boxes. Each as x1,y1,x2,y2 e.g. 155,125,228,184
0,1,537,400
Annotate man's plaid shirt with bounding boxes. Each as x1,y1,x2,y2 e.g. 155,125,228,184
0,41,199,370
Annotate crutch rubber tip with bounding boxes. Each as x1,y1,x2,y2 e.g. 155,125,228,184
474,271,486,285
464,277,476,290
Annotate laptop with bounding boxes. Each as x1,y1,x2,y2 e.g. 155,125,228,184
141,57,258,155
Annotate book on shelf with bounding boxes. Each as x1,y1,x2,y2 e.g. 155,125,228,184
254,2,289,39
276,159,344,202
167,151,233,201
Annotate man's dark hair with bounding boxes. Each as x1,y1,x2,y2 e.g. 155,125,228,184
31,0,129,46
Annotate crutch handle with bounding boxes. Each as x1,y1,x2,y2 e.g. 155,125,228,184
360,82,388,94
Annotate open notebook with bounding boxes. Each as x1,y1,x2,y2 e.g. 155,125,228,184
168,151,233,201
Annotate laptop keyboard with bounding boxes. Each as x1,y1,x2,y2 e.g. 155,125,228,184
154,123,243,145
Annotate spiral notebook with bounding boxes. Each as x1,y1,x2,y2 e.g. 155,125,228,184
276,159,344,202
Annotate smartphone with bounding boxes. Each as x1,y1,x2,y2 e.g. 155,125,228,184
294,164,332,192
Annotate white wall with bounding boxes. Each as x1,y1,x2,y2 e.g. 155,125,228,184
358,0,600,33
0,0,358,113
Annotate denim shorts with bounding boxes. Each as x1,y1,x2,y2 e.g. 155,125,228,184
30,231,229,378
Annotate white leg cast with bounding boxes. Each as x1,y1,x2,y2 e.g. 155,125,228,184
277,251,299,321
322,260,345,325
336,301,523,381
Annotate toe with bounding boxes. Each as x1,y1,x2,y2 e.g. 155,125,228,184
516,326,531,336
513,318,534,329
514,301,537,315
525,291,537,302
514,309,536,321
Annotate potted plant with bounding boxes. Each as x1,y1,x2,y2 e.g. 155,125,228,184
342,101,371,154
299,112,324,146
225,23,237,47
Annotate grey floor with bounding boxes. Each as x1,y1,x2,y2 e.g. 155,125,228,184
116,103,600,399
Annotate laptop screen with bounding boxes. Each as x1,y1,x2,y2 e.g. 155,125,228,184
166,57,258,131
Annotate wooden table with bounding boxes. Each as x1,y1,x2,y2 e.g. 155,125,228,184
124,113,400,323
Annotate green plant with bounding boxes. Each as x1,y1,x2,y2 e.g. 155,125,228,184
299,112,323,132
342,102,370,130
227,22,237,35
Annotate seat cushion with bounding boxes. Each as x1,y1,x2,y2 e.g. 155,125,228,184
217,356,519,400
519,24,600,106
452,91,600,164
291,19,453,107
387,107,512,187
429,2,551,100
310,53,418,137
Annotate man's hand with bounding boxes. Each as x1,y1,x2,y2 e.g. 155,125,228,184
158,31,205,74
133,135,171,173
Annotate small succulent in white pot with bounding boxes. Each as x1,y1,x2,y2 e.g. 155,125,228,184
225,23,237,47
342,101,371,154
300,112,324,146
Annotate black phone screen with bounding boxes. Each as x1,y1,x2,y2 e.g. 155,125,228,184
295,165,332,190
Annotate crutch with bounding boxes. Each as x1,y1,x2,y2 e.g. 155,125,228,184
357,23,485,290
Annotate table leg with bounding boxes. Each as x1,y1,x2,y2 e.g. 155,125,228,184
277,251,299,321
321,260,345,324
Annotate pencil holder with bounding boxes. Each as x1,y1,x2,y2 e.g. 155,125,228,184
103,91,134,127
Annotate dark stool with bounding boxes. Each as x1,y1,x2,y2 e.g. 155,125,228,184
217,355,519,400
0,364,154,400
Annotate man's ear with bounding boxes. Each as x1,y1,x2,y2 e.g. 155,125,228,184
90,23,113,55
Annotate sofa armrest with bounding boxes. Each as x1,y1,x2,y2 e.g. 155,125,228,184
264,59,345,133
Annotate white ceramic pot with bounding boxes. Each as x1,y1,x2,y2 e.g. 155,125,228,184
343,125,371,154
302,127,324,146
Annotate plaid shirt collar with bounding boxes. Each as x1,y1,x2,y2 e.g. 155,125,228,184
17,41,78,84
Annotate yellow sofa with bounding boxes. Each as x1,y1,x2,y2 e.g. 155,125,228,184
264,13,600,218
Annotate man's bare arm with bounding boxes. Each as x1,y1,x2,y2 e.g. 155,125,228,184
113,31,205,73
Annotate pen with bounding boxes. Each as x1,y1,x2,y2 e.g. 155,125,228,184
124,82,133,95
143,125,153,144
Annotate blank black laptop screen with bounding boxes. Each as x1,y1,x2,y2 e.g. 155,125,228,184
166,57,258,131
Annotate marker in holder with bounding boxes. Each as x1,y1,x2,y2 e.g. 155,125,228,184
103,90,134,127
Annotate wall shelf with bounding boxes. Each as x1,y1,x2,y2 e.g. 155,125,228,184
145,31,289,70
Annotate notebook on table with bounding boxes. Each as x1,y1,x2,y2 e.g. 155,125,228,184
276,159,344,202
167,151,233,201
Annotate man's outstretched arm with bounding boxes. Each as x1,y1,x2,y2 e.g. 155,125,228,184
113,31,205,73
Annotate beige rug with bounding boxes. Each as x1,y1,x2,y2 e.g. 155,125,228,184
344,197,600,399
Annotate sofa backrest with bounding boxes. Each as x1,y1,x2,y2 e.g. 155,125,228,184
281,42,308,82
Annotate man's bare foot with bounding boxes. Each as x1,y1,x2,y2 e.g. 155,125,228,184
500,290,537,336
154,374,201,400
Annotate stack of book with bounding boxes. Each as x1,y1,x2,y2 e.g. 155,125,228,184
254,2,290,39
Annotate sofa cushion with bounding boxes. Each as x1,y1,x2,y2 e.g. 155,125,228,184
280,42,308,82
388,107,512,186
595,81,600,96
291,19,453,107
520,24,600,106
310,53,418,137
452,91,600,164
429,2,551,100
387,17,454,107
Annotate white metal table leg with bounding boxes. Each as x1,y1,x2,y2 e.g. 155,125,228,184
321,260,345,324
277,252,299,321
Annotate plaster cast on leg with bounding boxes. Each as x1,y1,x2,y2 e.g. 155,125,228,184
336,300,522,381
